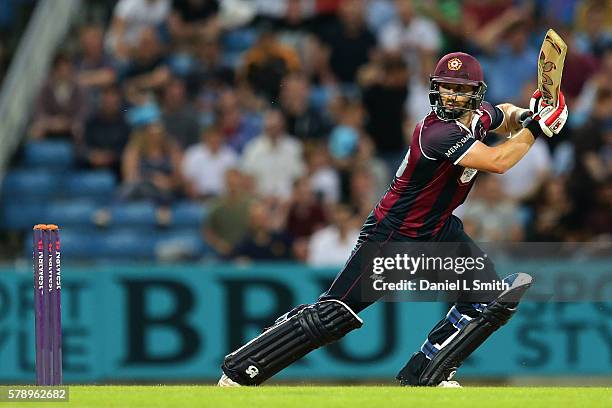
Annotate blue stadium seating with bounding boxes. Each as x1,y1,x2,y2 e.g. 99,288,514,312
2,202,46,230
2,169,61,198
43,200,99,226
62,171,116,199
23,140,74,169
171,201,207,227
156,228,209,260
97,228,157,259
50,227,99,259
108,202,158,227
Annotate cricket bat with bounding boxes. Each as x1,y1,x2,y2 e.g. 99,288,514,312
537,29,568,106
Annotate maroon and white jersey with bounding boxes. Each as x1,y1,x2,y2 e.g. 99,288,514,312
373,101,504,238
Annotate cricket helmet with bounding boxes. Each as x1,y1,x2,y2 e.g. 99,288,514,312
429,52,487,120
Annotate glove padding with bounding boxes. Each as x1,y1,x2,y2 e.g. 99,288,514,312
528,90,568,137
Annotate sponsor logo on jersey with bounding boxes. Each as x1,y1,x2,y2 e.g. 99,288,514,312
444,134,473,158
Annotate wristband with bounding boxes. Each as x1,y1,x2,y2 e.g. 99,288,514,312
522,116,543,138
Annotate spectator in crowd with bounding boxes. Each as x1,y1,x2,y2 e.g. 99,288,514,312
462,0,515,33
584,178,612,240
168,0,220,45
186,29,234,96
479,19,538,105
358,52,409,172
558,30,599,107
239,25,300,101
122,27,171,96
349,166,378,221
313,0,377,84
573,0,612,58
182,126,238,199
105,0,171,60
30,53,88,141
230,201,294,262
242,109,306,200
307,203,360,266
305,142,340,204
499,137,552,203
75,25,117,99
328,97,365,168
529,178,575,241
378,0,442,74
260,0,316,58
279,73,331,141
418,0,466,55
460,174,524,242
78,85,130,178
216,89,261,153
204,168,255,256
161,77,200,148
571,49,612,128
353,136,389,199
405,53,437,128
568,88,612,212
119,122,183,205
286,176,328,240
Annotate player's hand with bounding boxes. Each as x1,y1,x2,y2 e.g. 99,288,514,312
526,90,568,137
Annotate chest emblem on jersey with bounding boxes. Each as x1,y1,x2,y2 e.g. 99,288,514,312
459,167,478,184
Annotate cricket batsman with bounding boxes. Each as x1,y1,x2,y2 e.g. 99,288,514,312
218,52,568,387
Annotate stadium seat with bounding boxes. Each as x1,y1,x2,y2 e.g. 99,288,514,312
108,202,158,227
2,169,61,198
43,200,99,226
155,228,209,261
62,171,116,199
171,201,207,227
23,140,74,169
97,228,157,259
2,202,46,230
22,227,100,259
50,228,99,259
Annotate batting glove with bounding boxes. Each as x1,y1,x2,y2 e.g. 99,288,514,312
526,90,568,137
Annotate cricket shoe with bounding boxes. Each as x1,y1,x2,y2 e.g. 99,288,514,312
437,380,462,388
218,374,241,387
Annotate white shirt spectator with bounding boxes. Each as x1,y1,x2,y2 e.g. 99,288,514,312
461,200,522,242
106,0,170,54
311,167,340,203
182,144,238,196
307,226,359,267
379,16,441,69
406,75,432,124
241,134,305,199
499,138,552,201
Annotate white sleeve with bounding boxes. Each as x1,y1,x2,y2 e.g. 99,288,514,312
416,19,441,52
379,24,401,51
114,0,137,19
241,142,258,173
181,150,198,180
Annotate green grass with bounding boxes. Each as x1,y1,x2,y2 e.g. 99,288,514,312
16,386,612,408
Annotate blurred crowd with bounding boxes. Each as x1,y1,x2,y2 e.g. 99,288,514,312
21,0,612,264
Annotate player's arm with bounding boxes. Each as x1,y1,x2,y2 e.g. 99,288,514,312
491,103,531,134
457,130,535,174
460,91,568,173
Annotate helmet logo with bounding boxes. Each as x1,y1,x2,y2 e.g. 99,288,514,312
447,58,462,71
